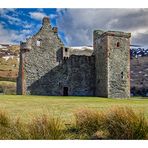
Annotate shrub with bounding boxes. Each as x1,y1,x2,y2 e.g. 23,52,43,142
74,108,105,136
10,118,30,139
0,111,65,140
28,114,65,140
104,106,148,139
0,110,10,127
0,107,148,140
0,110,13,139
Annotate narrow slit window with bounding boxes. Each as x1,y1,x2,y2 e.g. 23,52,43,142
121,72,124,79
117,42,120,47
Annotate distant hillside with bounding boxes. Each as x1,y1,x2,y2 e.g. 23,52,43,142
131,57,148,96
0,44,19,81
131,48,148,57
0,44,20,57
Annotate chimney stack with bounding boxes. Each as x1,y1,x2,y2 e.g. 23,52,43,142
42,17,50,26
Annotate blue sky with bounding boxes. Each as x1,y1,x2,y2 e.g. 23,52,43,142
0,8,67,44
0,8,148,47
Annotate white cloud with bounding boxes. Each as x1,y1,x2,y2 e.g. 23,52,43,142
4,14,21,25
57,8,148,46
50,14,58,19
0,9,58,44
0,8,15,15
22,29,32,35
29,11,57,21
131,27,148,37
0,23,29,44
23,23,33,29
29,12,47,20
1,8,148,47
0,8,23,26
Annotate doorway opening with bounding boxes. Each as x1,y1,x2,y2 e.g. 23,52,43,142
63,87,68,96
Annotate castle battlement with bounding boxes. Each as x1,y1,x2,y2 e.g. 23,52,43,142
100,31,131,38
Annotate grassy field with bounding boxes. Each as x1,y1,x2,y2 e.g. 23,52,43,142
0,95,148,123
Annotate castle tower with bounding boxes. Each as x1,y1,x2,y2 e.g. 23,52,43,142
94,30,131,98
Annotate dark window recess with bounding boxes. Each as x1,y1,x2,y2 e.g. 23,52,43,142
63,57,68,61
121,72,124,79
63,87,68,96
65,48,68,52
117,42,120,47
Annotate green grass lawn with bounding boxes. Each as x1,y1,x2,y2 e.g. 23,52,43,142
0,95,148,123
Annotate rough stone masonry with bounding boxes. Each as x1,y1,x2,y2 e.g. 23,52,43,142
17,17,131,98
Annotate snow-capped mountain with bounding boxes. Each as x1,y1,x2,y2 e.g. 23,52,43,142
130,48,148,58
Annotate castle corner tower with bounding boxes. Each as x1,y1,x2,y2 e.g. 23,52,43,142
94,30,131,98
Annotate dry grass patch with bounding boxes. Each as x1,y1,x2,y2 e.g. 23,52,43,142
74,108,106,137
28,114,65,140
104,106,148,139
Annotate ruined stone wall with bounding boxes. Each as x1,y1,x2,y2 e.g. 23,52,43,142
17,17,95,96
27,55,95,96
107,32,131,98
17,17,64,95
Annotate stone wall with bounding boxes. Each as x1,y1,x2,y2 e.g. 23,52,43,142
17,17,64,95
94,30,131,98
17,17,95,96
107,32,131,98
94,31,108,97
28,55,95,96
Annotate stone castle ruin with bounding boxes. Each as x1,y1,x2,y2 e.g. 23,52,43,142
17,17,131,98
